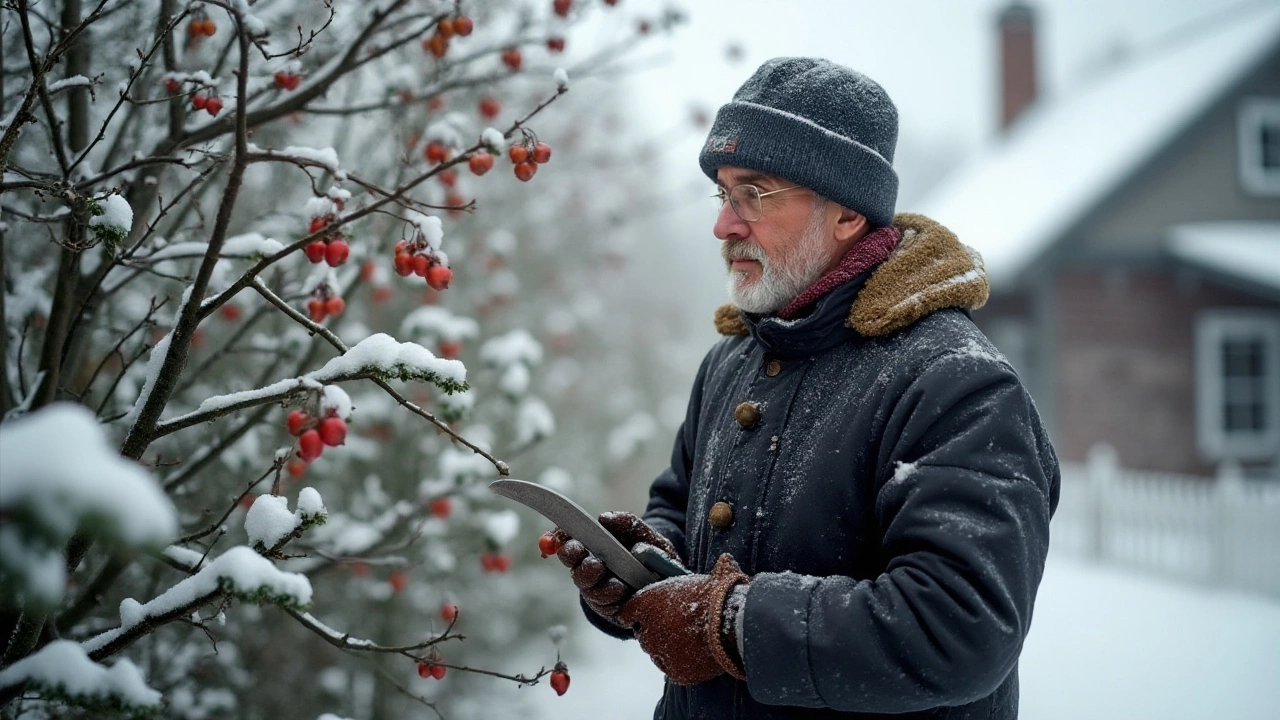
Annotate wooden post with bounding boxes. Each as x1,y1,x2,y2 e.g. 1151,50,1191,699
1215,460,1244,586
1086,443,1118,561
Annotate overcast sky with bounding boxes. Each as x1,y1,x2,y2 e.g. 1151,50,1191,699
603,0,1251,321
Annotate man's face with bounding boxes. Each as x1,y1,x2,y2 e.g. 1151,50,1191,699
714,167,834,314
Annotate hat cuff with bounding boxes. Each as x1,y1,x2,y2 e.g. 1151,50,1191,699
698,101,898,228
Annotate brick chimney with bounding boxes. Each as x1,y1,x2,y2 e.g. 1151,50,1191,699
999,2,1038,131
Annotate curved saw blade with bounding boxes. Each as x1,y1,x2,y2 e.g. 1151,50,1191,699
489,479,661,589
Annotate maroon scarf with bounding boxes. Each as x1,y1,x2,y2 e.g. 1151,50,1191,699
777,225,901,320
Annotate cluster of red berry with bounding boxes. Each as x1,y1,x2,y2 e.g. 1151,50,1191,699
273,71,301,91
306,286,345,323
417,655,448,680
393,237,453,290
303,214,351,266
187,14,217,37
190,92,223,116
480,551,511,573
422,14,474,58
538,531,564,558
550,662,571,696
509,140,552,182
287,408,348,462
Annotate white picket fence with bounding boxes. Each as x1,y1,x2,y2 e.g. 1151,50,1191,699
1051,444,1280,599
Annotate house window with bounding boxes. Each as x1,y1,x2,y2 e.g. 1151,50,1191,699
1196,311,1280,462
1237,97,1280,196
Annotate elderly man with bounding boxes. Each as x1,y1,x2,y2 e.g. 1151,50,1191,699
556,57,1060,719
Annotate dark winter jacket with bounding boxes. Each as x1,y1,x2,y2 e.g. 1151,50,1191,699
585,213,1060,719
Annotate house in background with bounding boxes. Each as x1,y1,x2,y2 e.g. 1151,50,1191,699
921,2,1280,480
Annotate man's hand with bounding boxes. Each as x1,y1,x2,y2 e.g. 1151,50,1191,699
553,512,681,623
617,553,749,685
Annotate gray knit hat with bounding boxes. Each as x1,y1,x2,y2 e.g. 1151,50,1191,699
699,57,899,227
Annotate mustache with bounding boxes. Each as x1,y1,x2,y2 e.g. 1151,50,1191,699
721,240,766,263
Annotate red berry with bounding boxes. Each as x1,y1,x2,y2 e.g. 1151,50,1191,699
372,286,393,303
424,142,448,164
307,298,327,322
425,33,449,58
325,239,350,266
389,571,408,593
533,142,552,164
493,552,511,573
219,304,241,321
204,96,223,116
360,260,377,281
324,296,345,317
202,19,217,36
309,216,327,234
187,19,203,37
501,47,523,71
192,93,208,110
440,602,458,622
553,0,572,18
514,161,538,182
274,71,300,90
239,493,256,509
163,78,181,93
286,459,308,478
546,37,565,53
468,153,494,176
286,409,309,436
436,17,455,39
413,254,431,277
394,252,414,276
550,667,570,696
479,97,501,119
438,169,458,188
318,416,347,447
304,240,327,263
480,552,496,572
426,264,453,291
298,429,324,461
454,16,473,36
429,497,452,518
604,0,619,5
430,663,447,680
438,340,462,360
417,661,432,679
538,531,563,558
508,145,530,164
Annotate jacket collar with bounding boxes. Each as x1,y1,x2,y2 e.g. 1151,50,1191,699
713,213,989,353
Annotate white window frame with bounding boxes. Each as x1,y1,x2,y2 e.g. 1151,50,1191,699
1195,310,1280,462
1237,97,1280,196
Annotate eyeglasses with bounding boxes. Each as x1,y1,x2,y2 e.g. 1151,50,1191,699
712,183,804,222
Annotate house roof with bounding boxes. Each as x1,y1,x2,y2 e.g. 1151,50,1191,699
917,5,1280,290
1167,222,1280,295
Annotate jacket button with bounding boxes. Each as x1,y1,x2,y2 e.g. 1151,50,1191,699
709,501,734,529
765,359,782,377
734,401,760,428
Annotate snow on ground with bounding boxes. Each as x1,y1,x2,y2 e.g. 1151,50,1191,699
522,552,1280,719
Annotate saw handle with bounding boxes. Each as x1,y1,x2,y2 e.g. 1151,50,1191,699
635,545,692,580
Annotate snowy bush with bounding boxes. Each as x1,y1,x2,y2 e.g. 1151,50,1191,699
0,0,686,717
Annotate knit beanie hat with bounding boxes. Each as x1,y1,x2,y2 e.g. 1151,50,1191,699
699,57,899,228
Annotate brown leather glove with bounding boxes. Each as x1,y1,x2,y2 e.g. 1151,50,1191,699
554,512,682,623
616,553,749,685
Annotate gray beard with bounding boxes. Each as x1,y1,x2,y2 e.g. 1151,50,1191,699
724,199,831,314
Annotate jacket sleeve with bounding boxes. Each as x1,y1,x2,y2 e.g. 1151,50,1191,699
742,350,1060,713
580,348,716,639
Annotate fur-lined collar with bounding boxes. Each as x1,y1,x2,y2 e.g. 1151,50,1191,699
714,213,988,338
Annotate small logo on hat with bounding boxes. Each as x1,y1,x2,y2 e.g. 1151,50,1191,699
706,136,737,153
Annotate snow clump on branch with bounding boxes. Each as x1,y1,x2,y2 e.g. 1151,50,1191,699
0,403,176,605
0,640,161,713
